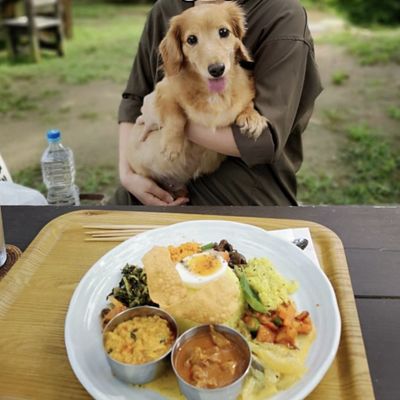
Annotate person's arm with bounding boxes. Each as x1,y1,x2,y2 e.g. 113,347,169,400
186,122,240,157
136,96,241,157
230,6,322,168
118,6,158,124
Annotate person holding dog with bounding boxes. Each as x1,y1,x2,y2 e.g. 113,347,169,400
114,0,322,206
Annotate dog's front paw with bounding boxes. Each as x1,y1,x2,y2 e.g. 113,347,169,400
162,138,184,161
236,110,268,140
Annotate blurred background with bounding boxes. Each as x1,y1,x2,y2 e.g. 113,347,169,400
0,0,399,205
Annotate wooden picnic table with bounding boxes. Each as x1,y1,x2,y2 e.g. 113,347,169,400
1,205,399,400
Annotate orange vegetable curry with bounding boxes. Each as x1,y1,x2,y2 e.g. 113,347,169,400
243,301,312,349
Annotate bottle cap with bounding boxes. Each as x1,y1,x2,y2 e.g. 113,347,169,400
47,129,61,143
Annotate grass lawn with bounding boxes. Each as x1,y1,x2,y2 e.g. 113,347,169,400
2,0,400,205
0,1,150,115
298,26,400,204
298,124,400,204
317,28,400,66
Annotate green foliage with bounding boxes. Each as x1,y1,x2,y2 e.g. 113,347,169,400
300,0,332,11
298,173,342,204
318,29,400,65
322,108,349,126
331,71,349,85
13,164,117,200
344,125,399,203
0,91,38,115
78,111,99,121
13,165,46,194
78,165,116,194
304,0,400,27
298,125,400,204
387,106,400,120
333,0,400,26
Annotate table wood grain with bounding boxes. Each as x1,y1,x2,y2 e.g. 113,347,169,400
2,205,400,400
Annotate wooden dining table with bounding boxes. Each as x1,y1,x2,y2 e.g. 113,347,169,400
1,205,399,400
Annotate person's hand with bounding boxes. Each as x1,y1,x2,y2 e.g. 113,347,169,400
120,167,189,206
118,122,188,206
136,91,161,142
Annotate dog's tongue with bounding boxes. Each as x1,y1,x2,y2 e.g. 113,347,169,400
208,77,226,93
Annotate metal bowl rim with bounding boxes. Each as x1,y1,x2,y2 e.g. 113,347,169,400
171,323,252,392
103,305,178,367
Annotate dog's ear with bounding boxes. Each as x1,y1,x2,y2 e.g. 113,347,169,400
159,16,183,76
225,2,247,39
236,41,253,64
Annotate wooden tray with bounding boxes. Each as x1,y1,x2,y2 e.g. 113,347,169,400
0,210,375,399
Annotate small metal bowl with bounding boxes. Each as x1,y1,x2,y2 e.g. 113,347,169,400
171,324,252,400
103,306,178,385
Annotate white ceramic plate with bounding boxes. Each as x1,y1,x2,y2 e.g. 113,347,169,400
65,220,341,400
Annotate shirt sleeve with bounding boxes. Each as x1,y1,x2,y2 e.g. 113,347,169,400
118,8,159,123
232,37,315,167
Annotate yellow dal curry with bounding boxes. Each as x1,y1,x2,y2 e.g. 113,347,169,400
104,315,175,364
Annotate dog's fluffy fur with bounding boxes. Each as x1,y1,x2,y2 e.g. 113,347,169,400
128,2,267,193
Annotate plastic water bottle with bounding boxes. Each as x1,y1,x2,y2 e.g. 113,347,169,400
41,129,80,206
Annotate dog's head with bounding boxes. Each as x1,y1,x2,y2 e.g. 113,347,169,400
160,2,252,93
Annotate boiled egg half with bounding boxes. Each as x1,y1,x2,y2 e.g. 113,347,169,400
175,251,228,287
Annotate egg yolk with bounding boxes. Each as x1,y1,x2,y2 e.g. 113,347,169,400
186,255,222,276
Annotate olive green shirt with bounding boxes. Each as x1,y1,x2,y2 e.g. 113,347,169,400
118,0,322,205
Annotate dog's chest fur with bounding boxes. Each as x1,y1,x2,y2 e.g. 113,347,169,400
184,90,250,128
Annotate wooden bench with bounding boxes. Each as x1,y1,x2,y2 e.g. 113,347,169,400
2,0,64,62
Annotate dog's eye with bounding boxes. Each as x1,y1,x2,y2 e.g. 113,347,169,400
187,35,198,45
219,28,230,38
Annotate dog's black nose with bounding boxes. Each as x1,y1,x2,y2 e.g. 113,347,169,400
208,63,225,78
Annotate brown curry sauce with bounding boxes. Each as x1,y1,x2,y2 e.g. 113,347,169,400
174,326,248,389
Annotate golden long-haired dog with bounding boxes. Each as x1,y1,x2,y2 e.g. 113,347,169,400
128,2,267,194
